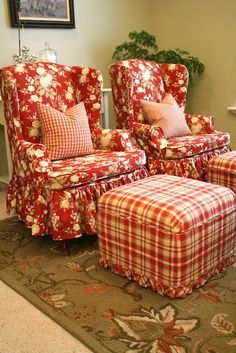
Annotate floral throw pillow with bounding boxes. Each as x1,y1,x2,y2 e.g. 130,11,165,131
37,102,94,160
140,93,192,139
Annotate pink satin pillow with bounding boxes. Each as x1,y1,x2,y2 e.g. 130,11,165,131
140,94,192,139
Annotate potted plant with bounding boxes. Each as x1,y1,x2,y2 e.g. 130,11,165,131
112,30,205,86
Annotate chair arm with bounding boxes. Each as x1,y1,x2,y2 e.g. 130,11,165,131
16,140,52,182
132,122,167,150
185,114,215,134
92,128,139,151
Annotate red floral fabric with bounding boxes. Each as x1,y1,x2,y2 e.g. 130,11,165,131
109,60,231,180
110,60,165,129
0,62,148,240
48,150,146,189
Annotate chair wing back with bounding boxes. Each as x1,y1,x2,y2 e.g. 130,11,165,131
71,65,102,131
160,63,189,109
0,63,102,153
109,59,189,129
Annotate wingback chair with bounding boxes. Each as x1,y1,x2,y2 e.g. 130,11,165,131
0,62,148,241
109,59,230,180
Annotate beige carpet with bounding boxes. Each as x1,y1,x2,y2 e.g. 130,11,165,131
0,280,91,353
0,184,91,352
0,217,236,353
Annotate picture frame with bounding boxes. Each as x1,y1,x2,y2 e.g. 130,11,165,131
9,0,75,29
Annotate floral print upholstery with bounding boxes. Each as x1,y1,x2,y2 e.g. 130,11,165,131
109,59,231,180
0,62,148,240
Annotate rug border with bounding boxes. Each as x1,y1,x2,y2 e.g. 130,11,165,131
0,216,114,353
0,272,113,353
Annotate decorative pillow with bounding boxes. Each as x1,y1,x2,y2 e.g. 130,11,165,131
140,94,192,139
37,102,94,160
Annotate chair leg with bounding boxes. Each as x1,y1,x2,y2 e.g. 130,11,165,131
62,240,70,256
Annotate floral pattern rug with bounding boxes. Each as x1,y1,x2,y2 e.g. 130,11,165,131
0,217,236,353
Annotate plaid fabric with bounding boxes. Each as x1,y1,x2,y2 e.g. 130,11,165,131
208,151,236,194
97,175,236,298
38,102,94,160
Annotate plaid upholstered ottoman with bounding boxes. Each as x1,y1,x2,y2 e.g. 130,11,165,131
97,175,236,298
207,151,236,193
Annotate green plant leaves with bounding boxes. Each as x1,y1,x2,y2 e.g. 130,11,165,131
112,30,205,86
112,42,149,60
129,30,159,51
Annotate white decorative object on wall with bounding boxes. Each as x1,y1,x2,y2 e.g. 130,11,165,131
227,107,236,115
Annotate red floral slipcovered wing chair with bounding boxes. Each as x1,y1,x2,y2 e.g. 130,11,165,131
0,62,148,241
109,59,230,180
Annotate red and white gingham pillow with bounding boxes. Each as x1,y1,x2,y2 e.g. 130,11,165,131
37,102,94,160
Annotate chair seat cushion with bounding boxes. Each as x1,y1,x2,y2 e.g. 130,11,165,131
160,132,230,159
48,149,146,189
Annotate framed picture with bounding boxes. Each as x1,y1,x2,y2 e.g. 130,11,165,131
9,0,75,28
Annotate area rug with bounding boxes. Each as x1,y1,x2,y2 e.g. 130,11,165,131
0,217,236,353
